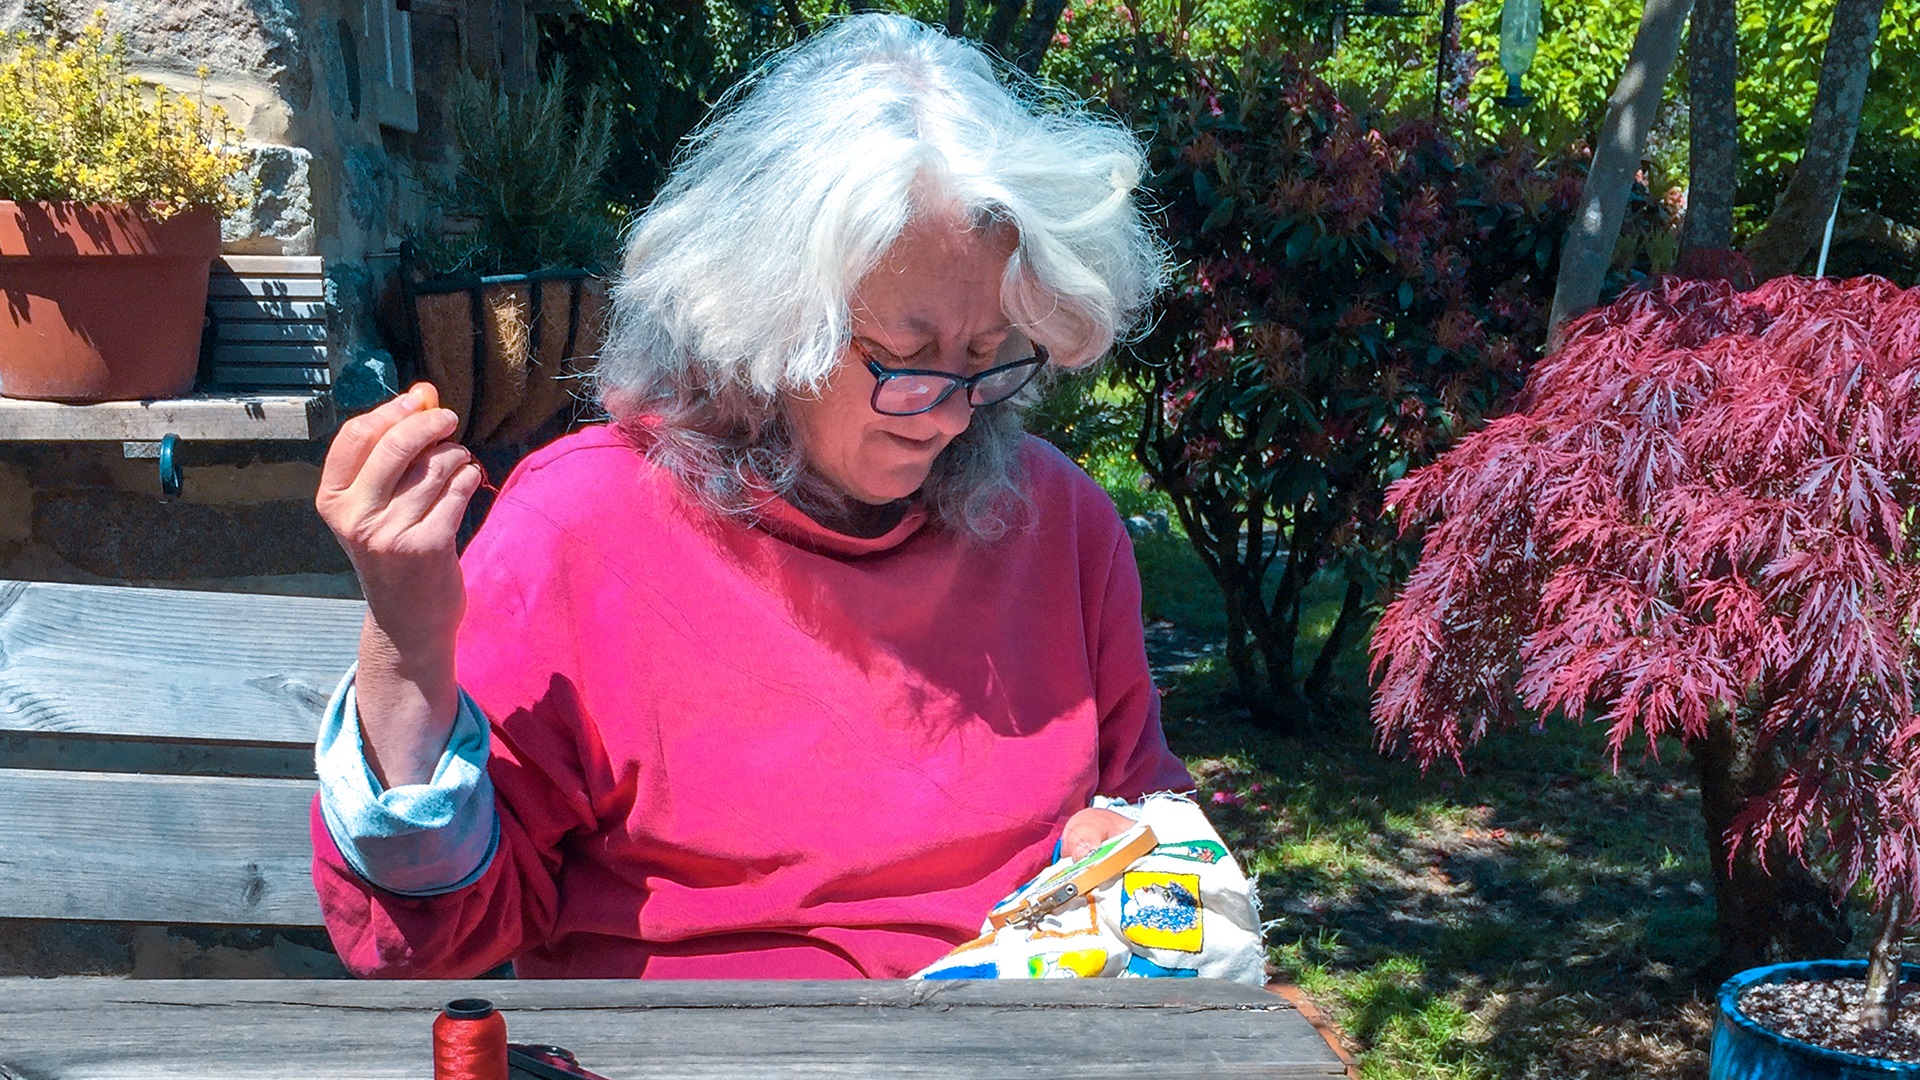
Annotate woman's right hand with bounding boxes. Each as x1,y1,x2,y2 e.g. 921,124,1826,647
317,383,486,787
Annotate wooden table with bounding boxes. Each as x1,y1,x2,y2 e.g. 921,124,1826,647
0,978,1349,1079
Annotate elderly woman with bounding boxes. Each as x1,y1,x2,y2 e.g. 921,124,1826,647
310,13,1192,980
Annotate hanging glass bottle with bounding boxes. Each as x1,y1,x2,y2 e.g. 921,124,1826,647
1497,0,1542,107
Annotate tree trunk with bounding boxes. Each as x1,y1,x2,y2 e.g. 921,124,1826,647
1210,499,1262,708
780,0,811,36
1680,0,1736,258
1547,0,1693,341
1305,577,1365,700
1693,712,1852,979
1862,894,1908,1030
1014,0,1066,74
1431,0,1460,118
1742,0,1888,280
982,0,1025,55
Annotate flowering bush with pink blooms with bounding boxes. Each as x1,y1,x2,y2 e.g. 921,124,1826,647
1091,35,1674,727
1372,273,1920,1020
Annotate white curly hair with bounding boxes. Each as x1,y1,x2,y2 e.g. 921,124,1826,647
594,12,1166,537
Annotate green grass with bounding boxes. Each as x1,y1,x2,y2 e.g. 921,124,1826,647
1060,402,1721,1077
1131,535,1719,1080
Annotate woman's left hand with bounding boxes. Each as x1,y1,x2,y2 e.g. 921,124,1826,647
1059,807,1137,862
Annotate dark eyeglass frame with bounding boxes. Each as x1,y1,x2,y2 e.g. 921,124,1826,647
855,339,1050,417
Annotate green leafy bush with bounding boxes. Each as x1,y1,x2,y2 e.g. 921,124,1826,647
538,0,800,215
1097,33,1674,726
0,12,245,215
410,64,619,277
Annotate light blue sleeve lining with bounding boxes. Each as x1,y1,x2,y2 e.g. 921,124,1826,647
314,664,499,896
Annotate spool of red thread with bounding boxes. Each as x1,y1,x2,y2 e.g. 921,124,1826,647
433,998,507,1080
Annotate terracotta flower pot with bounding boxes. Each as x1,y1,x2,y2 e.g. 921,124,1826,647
0,201,221,402
1711,960,1920,1079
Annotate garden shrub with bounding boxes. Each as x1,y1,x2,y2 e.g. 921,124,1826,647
1372,273,1920,996
1096,33,1673,728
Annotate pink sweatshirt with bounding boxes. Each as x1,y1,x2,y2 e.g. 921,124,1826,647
311,424,1191,979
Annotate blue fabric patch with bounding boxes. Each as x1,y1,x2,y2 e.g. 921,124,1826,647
1126,954,1198,978
922,963,1001,980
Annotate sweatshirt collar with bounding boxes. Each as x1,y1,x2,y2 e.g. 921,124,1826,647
750,493,930,557
613,418,931,557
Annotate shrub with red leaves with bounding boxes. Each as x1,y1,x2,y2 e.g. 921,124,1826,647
1371,273,1920,1020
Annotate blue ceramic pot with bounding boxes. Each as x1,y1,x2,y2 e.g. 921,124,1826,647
1711,960,1920,1079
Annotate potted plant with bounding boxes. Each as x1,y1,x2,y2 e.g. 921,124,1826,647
401,63,618,448
0,13,246,402
1368,273,1920,1076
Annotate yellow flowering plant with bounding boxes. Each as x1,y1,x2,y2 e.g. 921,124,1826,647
0,12,247,217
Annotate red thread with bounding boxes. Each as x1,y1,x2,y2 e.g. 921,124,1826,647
462,449,504,497
433,998,507,1080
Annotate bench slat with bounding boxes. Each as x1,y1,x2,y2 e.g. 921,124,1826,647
208,277,327,299
211,342,330,365
210,299,328,322
217,255,326,275
0,769,322,924
211,366,333,387
216,322,330,343
0,580,362,746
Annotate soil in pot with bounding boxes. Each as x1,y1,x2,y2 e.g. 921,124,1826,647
1713,961,1920,1079
1742,980,1920,1062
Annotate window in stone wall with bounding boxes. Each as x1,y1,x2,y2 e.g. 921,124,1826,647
365,0,418,131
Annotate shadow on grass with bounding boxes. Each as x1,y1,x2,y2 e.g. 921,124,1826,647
1134,535,1719,1079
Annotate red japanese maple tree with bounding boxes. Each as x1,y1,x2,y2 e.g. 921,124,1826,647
1370,274,1920,1025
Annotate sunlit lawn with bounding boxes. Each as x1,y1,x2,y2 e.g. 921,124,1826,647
1132,533,1720,1080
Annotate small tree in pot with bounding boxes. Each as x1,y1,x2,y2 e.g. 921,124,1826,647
1370,274,1920,1051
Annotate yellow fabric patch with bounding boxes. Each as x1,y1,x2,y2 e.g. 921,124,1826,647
1057,948,1109,977
1120,870,1204,953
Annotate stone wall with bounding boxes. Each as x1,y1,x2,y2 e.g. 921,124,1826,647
0,442,358,596
0,0,545,977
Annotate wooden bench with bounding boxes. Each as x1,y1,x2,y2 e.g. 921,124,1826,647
0,576,1354,1074
205,255,332,392
0,579,360,940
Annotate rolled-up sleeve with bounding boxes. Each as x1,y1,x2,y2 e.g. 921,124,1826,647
314,664,499,896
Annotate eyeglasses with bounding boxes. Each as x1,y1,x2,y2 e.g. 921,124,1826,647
855,338,1049,417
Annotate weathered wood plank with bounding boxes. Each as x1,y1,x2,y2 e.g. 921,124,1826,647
0,770,322,924
0,979,1348,1079
209,366,332,388
216,255,325,275
0,580,362,745
207,277,326,299
215,321,329,343
0,977,1292,1008
0,729,313,777
209,298,328,322
210,343,329,366
0,394,333,441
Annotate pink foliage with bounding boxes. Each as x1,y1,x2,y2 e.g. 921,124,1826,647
1371,275,1920,913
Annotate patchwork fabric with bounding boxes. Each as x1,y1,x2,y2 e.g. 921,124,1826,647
914,793,1265,983
1120,870,1205,953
